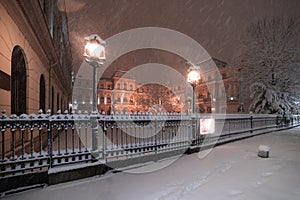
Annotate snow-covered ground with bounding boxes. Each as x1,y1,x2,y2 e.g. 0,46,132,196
4,127,300,200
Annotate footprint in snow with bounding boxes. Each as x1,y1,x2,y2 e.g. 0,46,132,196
261,172,273,177
228,189,243,196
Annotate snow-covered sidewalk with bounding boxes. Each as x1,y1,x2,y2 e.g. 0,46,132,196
4,127,300,200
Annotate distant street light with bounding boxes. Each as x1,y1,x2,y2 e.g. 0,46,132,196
83,34,105,153
187,61,201,113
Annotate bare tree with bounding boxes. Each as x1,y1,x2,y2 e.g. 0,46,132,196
236,17,300,114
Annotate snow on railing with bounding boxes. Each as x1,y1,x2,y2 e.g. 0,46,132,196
0,109,299,177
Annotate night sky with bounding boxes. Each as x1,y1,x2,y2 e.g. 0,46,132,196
64,0,300,77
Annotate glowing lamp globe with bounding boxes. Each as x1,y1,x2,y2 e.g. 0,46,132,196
187,70,200,84
83,34,106,65
187,64,200,86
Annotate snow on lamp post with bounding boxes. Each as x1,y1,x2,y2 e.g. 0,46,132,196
83,34,105,153
187,61,201,113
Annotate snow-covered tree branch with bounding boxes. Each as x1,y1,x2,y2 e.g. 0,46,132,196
236,17,300,114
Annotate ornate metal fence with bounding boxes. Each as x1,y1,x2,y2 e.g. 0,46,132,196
1,110,299,177
102,113,192,161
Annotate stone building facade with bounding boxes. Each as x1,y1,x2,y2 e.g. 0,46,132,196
73,70,182,114
73,57,240,114
0,0,72,115
194,58,240,114
73,58,240,114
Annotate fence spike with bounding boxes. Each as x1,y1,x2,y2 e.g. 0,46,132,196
29,113,36,119
10,114,18,119
1,110,7,119
20,113,28,119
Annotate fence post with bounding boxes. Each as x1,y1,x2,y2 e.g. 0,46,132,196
1,130,5,162
196,116,199,145
47,109,53,168
228,119,231,134
191,115,197,145
11,127,16,161
91,112,99,161
189,116,194,145
155,117,157,156
47,119,53,168
102,117,107,162
250,115,253,133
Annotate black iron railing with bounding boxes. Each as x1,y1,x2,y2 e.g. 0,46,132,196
0,109,299,177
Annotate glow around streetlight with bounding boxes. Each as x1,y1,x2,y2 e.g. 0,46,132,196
83,34,106,64
187,62,201,86
187,70,200,84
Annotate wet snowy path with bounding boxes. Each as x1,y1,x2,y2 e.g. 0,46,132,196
4,127,300,200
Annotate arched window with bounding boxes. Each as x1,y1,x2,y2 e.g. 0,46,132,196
117,97,121,103
207,106,212,113
11,46,27,115
207,91,210,99
39,75,46,112
124,83,127,90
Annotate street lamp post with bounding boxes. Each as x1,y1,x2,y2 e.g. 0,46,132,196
83,34,106,154
238,78,245,113
187,62,201,113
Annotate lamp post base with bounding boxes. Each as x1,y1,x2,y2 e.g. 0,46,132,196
91,112,99,160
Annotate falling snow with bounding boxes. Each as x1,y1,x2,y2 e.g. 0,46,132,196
4,127,300,200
